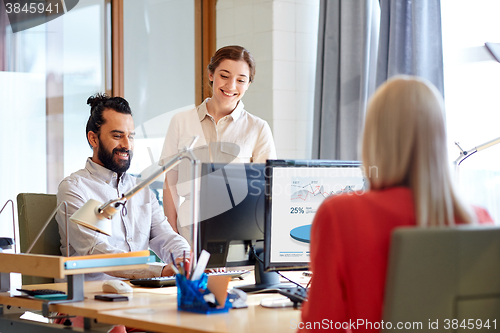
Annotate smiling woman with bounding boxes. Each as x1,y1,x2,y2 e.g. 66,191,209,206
159,45,277,243
208,58,252,123
205,46,254,122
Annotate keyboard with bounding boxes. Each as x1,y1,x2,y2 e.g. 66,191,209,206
17,289,66,296
130,270,251,288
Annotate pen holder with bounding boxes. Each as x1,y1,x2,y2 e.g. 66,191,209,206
176,273,231,314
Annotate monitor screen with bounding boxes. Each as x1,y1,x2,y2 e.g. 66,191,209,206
264,160,366,271
198,162,265,268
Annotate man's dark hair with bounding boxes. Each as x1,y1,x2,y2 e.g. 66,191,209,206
86,93,132,147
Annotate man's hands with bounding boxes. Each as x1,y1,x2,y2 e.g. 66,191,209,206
161,256,191,277
160,255,227,277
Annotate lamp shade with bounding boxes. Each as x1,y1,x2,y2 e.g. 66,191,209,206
70,199,113,236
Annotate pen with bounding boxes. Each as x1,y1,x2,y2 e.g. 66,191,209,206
189,251,194,279
169,250,180,275
182,250,187,277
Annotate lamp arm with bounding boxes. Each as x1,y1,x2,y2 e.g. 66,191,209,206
97,136,200,219
124,155,183,201
187,148,201,272
27,201,69,257
476,136,500,152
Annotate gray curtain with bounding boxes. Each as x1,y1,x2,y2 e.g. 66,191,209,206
377,0,444,95
313,0,444,160
313,0,380,160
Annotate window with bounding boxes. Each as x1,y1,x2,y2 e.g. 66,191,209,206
0,0,108,241
442,0,500,223
122,0,197,206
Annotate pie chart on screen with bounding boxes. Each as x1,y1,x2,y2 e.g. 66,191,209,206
290,225,311,244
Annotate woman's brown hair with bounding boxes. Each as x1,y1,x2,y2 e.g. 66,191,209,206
207,45,256,87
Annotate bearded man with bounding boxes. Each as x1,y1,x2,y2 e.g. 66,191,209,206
55,94,189,281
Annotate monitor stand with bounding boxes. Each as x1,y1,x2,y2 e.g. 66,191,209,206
235,249,296,292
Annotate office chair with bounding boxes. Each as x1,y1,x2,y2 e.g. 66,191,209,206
17,193,61,285
383,226,500,332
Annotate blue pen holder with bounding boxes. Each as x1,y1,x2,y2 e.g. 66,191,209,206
176,273,231,314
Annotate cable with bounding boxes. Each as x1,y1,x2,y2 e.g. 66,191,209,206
250,245,307,290
276,271,306,290
254,189,265,235
251,245,264,264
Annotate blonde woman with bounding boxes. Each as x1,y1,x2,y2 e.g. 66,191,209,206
299,76,492,331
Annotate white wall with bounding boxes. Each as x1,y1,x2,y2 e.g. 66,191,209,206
216,0,320,159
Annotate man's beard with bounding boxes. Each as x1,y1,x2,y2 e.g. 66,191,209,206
97,140,132,174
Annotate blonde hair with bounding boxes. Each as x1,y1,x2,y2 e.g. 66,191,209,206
362,75,474,227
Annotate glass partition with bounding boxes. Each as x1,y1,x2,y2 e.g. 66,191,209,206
124,0,196,201
63,0,107,178
442,0,500,223
0,0,107,242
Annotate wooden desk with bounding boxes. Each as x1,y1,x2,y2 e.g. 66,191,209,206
0,272,307,333
0,281,177,319
97,293,300,333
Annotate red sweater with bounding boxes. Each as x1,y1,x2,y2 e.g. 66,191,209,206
299,187,492,332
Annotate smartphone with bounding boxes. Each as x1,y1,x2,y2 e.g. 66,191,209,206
95,294,129,302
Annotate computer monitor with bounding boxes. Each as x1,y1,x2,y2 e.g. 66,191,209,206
197,160,366,292
198,162,266,269
264,160,366,272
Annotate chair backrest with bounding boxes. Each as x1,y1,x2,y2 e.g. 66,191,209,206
17,193,61,285
383,226,500,332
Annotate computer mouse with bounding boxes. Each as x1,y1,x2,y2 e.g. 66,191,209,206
102,280,134,294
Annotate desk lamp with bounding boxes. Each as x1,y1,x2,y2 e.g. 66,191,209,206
0,200,16,292
454,137,500,166
454,43,500,166
0,199,16,292
69,136,201,268
0,199,16,253
0,199,70,291
0,199,70,256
